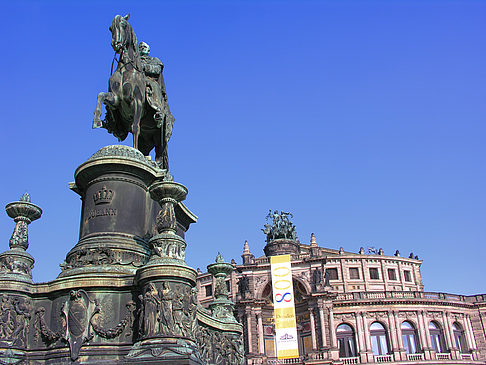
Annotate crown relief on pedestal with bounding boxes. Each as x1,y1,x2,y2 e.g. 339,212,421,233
93,186,114,205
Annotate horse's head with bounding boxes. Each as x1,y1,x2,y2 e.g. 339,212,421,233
109,14,132,53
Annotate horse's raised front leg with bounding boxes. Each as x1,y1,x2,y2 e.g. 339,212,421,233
93,92,107,128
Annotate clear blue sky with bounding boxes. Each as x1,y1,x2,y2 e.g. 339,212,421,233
1,1,485,295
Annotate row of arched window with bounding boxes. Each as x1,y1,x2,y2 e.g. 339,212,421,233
337,320,468,358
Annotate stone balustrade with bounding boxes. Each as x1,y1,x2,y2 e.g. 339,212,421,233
374,354,393,363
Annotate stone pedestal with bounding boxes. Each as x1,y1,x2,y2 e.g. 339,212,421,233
264,238,300,257
60,145,169,277
0,145,244,364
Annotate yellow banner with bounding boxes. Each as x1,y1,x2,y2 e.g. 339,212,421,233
271,255,299,359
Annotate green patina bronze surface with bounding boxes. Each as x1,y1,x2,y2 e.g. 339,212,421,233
0,14,244,365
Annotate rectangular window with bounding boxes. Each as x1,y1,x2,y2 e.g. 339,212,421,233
226,280,231,292
205,284,212,297
387,268,397,281
369,268,380,280
349,268,360,279
326,268,338,280
302,335,313,354
264,338,276,357
404,270,412,282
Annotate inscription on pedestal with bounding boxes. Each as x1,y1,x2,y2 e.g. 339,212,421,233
86,208,118,222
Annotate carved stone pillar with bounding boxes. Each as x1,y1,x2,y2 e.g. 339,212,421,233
445,312,460,360
355,312,366,363
441,311,453,350
328,306,339,360
246,308,254,354
387,311,398,352
465,314,478,360
319,305,327,348
394,311,406,361
148,180,189,264
361,312,372,362
418,310,432,359
309,307,317,351
329,307,337,348
256,310,264,355
207,254,237,322
0,193,41,284
462,315,475,356
465,314,477,350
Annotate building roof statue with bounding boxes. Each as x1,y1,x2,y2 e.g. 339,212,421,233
262,210,297,242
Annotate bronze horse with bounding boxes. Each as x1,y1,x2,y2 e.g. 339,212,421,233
93,14,173,169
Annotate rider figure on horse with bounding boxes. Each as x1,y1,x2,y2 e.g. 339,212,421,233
139,41,174,140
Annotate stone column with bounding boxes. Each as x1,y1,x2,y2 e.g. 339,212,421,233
445,312,460,360
463,315,474,353
319,306,327,348
465,314,478,360
465,315,477,350
246,308,254,354
329,306,339,360
256,310,264,355
329,307,337,348
442,311,453,350
355,312,366,363
394,311,406,361
309,308,318,351
361,312,372,362
387,311,399,355
418,310,432,359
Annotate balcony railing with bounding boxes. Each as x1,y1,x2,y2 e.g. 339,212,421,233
334,290,486,303
374,354,393,362
248,351,478,364
265,357,304,364
406,353,424,361
340,356,360,364
436,353,451,360
308,352,327,360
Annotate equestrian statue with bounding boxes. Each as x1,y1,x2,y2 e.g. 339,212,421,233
93,14,174,170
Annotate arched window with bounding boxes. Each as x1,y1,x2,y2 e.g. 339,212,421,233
336,323,357,358
429,321,446,353
370,322,389,355
452,323,467,353
401,321,419,354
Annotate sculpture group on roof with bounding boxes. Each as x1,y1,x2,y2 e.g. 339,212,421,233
262,210,297,242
